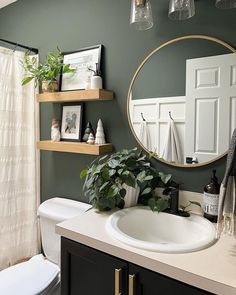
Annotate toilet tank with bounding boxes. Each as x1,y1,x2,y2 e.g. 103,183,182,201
38,197,91,265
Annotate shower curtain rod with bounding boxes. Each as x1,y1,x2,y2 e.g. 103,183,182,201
0,38,38,54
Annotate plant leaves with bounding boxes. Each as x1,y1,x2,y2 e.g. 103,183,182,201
117,198,125,209
189,201,202,208
22,76,34,85
108,159,121,169
141,187,152,196
108,169,116,177
148,198,156,211
101,168,110,181
107,185,119,198
118,168,124,175
80,169,87,179
148,198,169,212
159,172,172,184
122,172,136,188
136,171,146,182
144,175,153,181
80,147,175,212
120,188,126,198
99,181,110,192
155,199,169,212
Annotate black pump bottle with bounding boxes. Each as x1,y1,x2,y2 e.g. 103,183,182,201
203,169,220,223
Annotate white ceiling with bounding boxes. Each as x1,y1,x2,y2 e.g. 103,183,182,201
0,0,17,9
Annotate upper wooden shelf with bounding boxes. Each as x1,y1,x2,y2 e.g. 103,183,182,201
37,140,113,155
36,89,114,103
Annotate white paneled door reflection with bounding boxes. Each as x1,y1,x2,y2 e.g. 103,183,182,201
185,53,236,163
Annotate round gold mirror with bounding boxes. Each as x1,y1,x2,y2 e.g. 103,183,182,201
127,35,236,168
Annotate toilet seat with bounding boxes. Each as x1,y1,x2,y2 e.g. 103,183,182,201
0,254,60,295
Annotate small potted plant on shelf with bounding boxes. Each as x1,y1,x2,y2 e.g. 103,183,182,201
21,47,75,92
80,147,172,212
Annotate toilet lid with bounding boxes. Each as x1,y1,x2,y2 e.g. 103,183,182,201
0,254,60,295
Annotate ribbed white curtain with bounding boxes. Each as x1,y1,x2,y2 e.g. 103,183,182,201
0,46,39,270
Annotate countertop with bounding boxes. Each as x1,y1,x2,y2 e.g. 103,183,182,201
56,208,236,295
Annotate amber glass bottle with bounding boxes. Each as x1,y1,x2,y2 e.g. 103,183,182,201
203,170,220,223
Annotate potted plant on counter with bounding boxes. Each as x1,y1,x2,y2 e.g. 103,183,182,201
80,147,171,212
21,47,75,92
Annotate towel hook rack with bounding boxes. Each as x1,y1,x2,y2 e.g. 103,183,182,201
169,111,174,121
141,113,146,121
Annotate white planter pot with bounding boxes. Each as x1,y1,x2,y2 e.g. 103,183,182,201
91,75,103,89
123,184,140,208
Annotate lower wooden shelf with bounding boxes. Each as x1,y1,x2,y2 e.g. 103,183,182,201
37,140,113,155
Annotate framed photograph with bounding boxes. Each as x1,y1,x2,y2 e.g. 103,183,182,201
60,44,102,91
60,104,83,141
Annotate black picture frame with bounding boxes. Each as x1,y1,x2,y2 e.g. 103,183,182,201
60,44,102,91
60,103,83,142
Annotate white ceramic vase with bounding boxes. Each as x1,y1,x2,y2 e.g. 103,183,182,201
91,75,103,89
123,183,140,208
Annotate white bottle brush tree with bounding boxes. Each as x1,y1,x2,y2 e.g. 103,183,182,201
95,119,106,144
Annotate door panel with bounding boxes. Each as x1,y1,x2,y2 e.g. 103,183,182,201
61,237,128,295
128,263,214,295
195,98,218,153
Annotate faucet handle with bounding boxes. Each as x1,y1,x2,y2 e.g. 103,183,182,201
162,186,179,196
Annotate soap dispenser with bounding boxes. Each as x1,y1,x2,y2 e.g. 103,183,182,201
203,169,220,223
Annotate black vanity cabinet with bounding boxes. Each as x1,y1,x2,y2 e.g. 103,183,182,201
61,237,214,295
61,237,127,295
128,263,214,295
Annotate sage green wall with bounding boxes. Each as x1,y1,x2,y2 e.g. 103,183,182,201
0,0,235,202
132,39,231,99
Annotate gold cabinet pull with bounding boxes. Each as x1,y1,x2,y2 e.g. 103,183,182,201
115,268,122,295
129,274,135,295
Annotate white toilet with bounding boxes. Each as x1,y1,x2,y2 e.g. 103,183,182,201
0,197,91,295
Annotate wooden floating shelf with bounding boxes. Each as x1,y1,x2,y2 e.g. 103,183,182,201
37,140,113,155
37,89,114,103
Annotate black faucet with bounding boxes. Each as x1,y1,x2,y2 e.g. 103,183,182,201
163,187,190,217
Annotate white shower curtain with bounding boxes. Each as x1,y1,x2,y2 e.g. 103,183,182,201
0,46,39,270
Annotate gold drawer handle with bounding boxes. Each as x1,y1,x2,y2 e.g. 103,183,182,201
129,274,135,295
115,268,122,295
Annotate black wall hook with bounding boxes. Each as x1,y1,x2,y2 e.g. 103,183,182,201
169,111,174,121
141,113,146,121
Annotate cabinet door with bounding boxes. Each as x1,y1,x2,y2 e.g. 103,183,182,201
61,237,128,295
128,263,214,295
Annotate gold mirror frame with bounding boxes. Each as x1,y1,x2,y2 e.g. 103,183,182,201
127,35,236,168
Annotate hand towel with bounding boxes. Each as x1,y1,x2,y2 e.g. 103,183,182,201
217,128,236,238
160,120,182,164
139,120,151,151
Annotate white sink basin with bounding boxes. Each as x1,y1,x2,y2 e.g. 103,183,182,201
106,206,216,253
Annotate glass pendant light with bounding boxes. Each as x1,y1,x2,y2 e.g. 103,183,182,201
168,0,195,20
215,0,236,9
130,0,154,31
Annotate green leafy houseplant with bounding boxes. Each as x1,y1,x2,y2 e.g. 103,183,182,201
80,148,172,211
21,47,75,91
